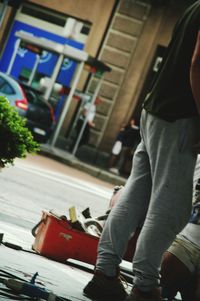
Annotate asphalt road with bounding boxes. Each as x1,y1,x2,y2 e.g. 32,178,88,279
0,153,185,300
0,154,129,301
0,154,114,250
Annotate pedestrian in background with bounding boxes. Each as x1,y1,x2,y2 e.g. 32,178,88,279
109,118,140,176
83,2,200,301
108,122,126,173
75,100,96,147
69,97,101,151
117,118,140,176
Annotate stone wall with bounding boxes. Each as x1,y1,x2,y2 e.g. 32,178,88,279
92,1,186,153
89,0,152,150
30,0,116,57
0,0,184,158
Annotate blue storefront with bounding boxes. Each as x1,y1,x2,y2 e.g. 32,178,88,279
0,20,84,87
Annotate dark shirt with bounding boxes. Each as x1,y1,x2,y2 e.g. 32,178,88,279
116,130,125,142
143,1,200,122
121,126,140,148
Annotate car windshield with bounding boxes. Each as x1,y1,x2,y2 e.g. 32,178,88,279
0,77,4,86
23,89,50,111
0,76,15,95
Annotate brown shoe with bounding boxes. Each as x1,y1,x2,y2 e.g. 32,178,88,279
126,287,163,301
83,270,127,301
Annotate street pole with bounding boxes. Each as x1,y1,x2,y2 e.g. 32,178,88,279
72,76,103,156
49,61,84,147
43,53,64,101
28,54,40,85
6,38,20,75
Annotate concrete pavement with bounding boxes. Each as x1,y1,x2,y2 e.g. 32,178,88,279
0,153,130,301
39,144,126,186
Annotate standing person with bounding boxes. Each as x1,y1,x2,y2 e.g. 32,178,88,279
70,97,101,150
75,100,96,147
117,118,140,176
83,2,200,301
109,118,140,176
108,122,126,173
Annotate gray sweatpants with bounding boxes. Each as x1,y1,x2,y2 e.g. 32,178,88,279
96,109,198,290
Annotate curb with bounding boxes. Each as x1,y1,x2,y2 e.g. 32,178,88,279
39,145,126,186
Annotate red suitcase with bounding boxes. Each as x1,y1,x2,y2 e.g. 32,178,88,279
32,210,140,265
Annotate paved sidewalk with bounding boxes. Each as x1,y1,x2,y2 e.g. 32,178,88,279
39,144,126,186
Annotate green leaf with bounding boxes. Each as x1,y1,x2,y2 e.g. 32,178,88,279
0,96,40,167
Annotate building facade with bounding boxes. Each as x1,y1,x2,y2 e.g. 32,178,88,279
0,0,193,158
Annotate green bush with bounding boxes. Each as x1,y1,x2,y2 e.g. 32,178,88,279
0,96,39,167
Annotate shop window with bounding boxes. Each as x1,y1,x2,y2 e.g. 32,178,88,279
18,3,92,44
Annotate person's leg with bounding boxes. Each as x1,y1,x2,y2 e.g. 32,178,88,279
109,140,122,169
83,136,153,300
191,249,200,301
96,140,152,276
83,111,198,301
70,118,83,150
131,112,198,293
161,252,195,301
109,153,118,168
193,274,200,301
160,238,195,301
80,123,90,146
181,275,197,301
117,146,130,174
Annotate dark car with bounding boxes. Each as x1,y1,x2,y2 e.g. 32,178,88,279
21,83,55,143
0,72,55,143
0,71,28,116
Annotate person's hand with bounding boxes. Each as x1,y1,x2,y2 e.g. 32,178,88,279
88,122,95,128
193,140,200,153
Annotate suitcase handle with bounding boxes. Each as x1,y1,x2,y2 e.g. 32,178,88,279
31,211,67,237
31,218,46,237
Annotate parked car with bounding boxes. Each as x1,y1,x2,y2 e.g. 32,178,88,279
0,72,55,143
20,83,55,143
0,71,28,117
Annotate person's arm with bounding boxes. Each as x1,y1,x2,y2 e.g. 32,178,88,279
85,103,96,127
190,31,200,153
190,30,200,114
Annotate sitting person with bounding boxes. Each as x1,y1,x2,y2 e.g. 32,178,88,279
160,178,200,301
